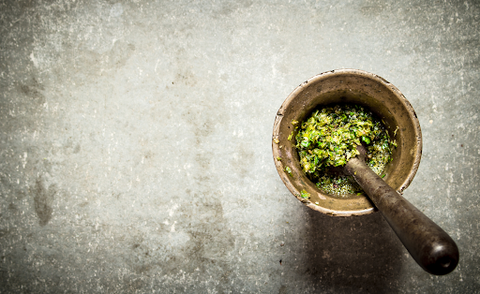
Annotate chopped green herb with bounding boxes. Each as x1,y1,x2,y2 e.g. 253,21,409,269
361,136,371,145
300,189,310,199
276,157,282,161
285,166,292,176
287,132,294,141
394,126,399,137
294,104,397,196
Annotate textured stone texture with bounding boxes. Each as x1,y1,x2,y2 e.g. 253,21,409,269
0,0,478,293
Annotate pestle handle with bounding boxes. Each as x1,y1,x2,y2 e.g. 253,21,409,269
345,157,459,275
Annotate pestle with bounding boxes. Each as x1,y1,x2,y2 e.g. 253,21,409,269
343,145,459,275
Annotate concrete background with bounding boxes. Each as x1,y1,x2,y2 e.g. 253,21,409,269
0,0,479,293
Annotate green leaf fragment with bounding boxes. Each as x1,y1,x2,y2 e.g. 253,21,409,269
287,132,294,141
300,189,310,199
285,166,292,176
361,136,371,145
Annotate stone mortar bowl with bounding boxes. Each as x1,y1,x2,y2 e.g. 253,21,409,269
272,69,422,216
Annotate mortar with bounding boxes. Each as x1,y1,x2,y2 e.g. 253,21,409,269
272,69,422,216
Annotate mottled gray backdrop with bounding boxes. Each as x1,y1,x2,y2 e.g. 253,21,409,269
0,0,479,293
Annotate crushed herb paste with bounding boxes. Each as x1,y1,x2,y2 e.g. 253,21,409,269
294,104,397,196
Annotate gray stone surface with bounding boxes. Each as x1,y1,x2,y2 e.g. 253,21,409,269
0,0,479,293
